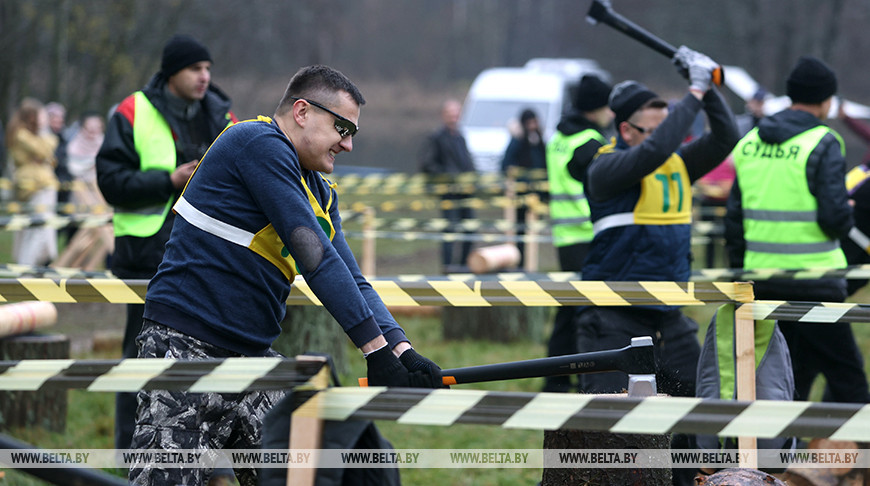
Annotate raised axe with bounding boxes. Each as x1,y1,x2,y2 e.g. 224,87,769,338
586,0,724,86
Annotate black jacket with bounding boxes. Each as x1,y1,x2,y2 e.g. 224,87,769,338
96,73,234,278
419,126,475,176
725,108,853,302
555,112,609,184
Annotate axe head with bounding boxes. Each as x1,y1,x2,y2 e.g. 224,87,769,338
623,336,656,374
586,0,613,25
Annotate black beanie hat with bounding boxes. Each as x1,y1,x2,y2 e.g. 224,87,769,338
575,75,612,112
786,56,837,104
609,80,661,127
161,34,212,77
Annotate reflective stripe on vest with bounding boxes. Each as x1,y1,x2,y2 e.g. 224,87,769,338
714,303,775,400
112,92,178,238
174,128,336,283
733,125,846,269
546,129,604,246
591,141,692,235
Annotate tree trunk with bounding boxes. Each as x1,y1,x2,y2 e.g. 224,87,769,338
542,429,672,486
442,306,550,342
272,306,348,377
0,334,70,433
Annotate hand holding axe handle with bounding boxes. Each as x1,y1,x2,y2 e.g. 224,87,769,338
358,336,654,387
586,0,724,86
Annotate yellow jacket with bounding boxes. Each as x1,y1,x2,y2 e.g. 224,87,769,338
8,127,59,201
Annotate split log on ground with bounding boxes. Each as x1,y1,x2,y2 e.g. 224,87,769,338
0,333,70,432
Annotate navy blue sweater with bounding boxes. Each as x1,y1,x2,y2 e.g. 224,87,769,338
144,117,407,356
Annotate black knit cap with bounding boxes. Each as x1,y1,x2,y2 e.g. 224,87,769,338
786,56,837,104
609,80,661,127
161,34,212,77
575,75,612,112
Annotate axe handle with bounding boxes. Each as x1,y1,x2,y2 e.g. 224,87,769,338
588,0,723,86
358,343,653,387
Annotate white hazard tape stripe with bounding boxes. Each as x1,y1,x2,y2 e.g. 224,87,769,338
188,357,283,393
0,359,76,390
611,397,702,435
87,358,175,392
502,393,593,430
295,387,385,421
398,389,488,426
798,302,853,323
718,400,812,438
830,406,870,441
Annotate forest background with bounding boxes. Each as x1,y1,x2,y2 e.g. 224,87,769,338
2,0,868,173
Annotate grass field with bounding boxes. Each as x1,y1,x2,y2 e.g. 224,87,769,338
2,191,870,485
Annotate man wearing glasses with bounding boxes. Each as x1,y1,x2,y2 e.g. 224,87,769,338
128,65,443,485
574,47,739,398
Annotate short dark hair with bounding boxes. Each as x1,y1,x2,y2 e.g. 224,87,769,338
275,65,365,115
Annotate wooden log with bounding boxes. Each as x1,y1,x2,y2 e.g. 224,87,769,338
441,306,551,343
542,428,672,485
467,244,520,274
272,306,348,376
0,302,57,338
0,334,70,433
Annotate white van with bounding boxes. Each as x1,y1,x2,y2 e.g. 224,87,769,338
460,60,610,173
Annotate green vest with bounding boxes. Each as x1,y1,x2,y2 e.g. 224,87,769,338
546,129,604,246
112,92,179,238
733,125,847,270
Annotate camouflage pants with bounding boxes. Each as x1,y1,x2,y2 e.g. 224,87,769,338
128,319,285,486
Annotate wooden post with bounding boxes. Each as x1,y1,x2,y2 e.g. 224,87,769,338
734,303,758,468
361,206,376,276
523,194,539,273
286,356,329,486
504,170,517,243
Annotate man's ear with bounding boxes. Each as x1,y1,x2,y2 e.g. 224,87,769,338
292,100,308,128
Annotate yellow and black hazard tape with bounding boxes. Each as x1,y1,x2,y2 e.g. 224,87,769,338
338,192,547,214
0,278,752,306
0,264,114,279
0,357,328,392
343,229,554,244
329,170,549,197
695,264,870,282
0,213,112,231
0,201,112,216
340,213,550,234
290,387,870,441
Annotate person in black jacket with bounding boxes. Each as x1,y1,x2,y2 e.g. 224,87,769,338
542,74,613,393
419,99,477,272
96,34,237,452
501,108,547,267
725,56,869,404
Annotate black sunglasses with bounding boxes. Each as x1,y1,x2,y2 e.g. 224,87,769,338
626,120,654,135
290,97,359,138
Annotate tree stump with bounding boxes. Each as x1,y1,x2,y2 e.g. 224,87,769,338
441,306,551,342
542,428,672,486
272,306,348,376
0,334,70,433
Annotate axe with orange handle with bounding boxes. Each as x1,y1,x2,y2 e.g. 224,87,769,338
359,336,655,392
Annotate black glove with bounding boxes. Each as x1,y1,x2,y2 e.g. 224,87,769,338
400,348,446,388
365,346,411,387
672,45,719,93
